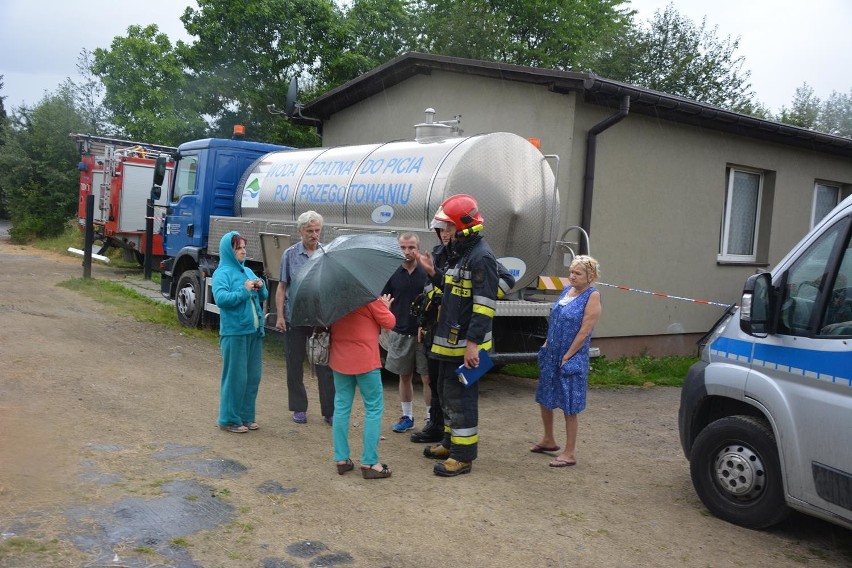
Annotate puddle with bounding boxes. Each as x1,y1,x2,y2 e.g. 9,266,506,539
86,443,125,452
78,470,123,484
266,541,354,567
65,479,233,564
166,457,248,478
152,443,207,460
287,540,329,558
257,480,298,495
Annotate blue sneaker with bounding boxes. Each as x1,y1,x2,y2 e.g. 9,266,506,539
392,415,414,433
292,411,307,424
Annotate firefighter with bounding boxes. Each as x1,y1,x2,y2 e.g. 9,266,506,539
411,213,454,443
422,194,499,476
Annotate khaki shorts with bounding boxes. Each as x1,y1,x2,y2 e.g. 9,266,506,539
385,331,429,376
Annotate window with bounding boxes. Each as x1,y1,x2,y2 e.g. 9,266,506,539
172,156,198,202
820,228,852,335
812,182,841,227
777,219,846,336
719,168,763,262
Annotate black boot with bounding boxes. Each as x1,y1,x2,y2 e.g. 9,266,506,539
410,420,444,443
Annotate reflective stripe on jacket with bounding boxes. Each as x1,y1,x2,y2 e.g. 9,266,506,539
430,236,498,359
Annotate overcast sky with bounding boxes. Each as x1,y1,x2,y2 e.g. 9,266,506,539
1,0,849,115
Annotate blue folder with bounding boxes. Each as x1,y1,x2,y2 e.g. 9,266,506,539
455,349,494,387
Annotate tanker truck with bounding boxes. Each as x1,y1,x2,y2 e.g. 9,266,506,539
159,109,562,362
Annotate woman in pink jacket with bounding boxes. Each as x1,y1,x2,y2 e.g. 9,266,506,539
330,294,396,479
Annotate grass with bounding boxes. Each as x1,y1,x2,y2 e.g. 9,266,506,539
36,227,695,386
57,271,696,386
35,220,151,270
502,354,697,387
58,277,198,329
0,537,56,555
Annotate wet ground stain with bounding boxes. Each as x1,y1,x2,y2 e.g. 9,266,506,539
5,443,360,566
65,479,232,565
78,459,123,485
261,540,355,567
152,443,208,460
257,480,298,495
166,457,249,478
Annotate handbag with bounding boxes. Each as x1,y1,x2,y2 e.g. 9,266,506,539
306,327,331,366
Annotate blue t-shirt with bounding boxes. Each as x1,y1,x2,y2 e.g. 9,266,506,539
279,240,323,323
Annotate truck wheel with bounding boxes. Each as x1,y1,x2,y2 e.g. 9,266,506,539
176,270,203,328
690,415,789,529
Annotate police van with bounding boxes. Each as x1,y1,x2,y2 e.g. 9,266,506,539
679,195,852,530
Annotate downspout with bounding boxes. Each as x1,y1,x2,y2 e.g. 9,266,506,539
581,95,630,253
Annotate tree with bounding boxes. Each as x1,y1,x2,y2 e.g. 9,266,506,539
777,83,821,129
92,24,208,146
778,83,852,138
0,75,8,218
0,87,89,241
321,0,418,86
414,0,632,71
64,49,112,137
594,4,757,112
179,0,343,146
818,89,852,138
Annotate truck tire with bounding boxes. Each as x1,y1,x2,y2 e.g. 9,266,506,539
689,415,790,529
176,270,203,328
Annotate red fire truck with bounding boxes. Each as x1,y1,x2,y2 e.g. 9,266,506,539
73,134,175,265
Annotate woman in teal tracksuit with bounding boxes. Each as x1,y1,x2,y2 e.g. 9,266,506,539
213,231,268,433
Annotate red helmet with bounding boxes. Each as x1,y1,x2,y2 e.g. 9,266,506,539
430,204,453,229
438,194,484,230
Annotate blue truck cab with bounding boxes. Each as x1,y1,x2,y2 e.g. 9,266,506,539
159,137,291,326
679,195,852,531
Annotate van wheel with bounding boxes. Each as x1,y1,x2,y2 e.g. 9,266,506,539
176,270,202,328
690,415,789,529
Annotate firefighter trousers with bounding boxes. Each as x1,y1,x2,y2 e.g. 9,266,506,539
426,355,445,429
437,359,479,463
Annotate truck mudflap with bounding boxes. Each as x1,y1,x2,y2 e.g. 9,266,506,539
160,256,175,299
678,360,709,458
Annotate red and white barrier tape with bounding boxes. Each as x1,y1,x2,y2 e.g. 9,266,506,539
537,276,732,308
596,282,734,308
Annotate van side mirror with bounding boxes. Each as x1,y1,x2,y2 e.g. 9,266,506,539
740,272,772,337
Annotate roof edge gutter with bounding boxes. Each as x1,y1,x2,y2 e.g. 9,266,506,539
581,94,630,251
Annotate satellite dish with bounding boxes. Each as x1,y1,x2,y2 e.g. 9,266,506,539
284,77,298,116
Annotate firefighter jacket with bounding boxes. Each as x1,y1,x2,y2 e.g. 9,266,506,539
430,235,499,360
417,243,449,349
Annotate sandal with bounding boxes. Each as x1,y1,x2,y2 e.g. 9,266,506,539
244,422,259,430
361,463,392,479
336,459,354,475
220,424,248,433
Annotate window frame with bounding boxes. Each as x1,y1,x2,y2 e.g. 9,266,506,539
811,181,842,228
718,166,764,263
171,155,199,203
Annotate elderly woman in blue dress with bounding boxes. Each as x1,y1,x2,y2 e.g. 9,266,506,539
532,255,602,467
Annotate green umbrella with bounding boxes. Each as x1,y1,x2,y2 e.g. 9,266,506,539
288,233,405,327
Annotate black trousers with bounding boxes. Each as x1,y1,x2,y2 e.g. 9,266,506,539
427,355,444,429
437,359,479,462
284,326,335,418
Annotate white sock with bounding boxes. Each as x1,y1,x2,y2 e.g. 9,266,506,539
401,401,413,419
425,405,431,421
